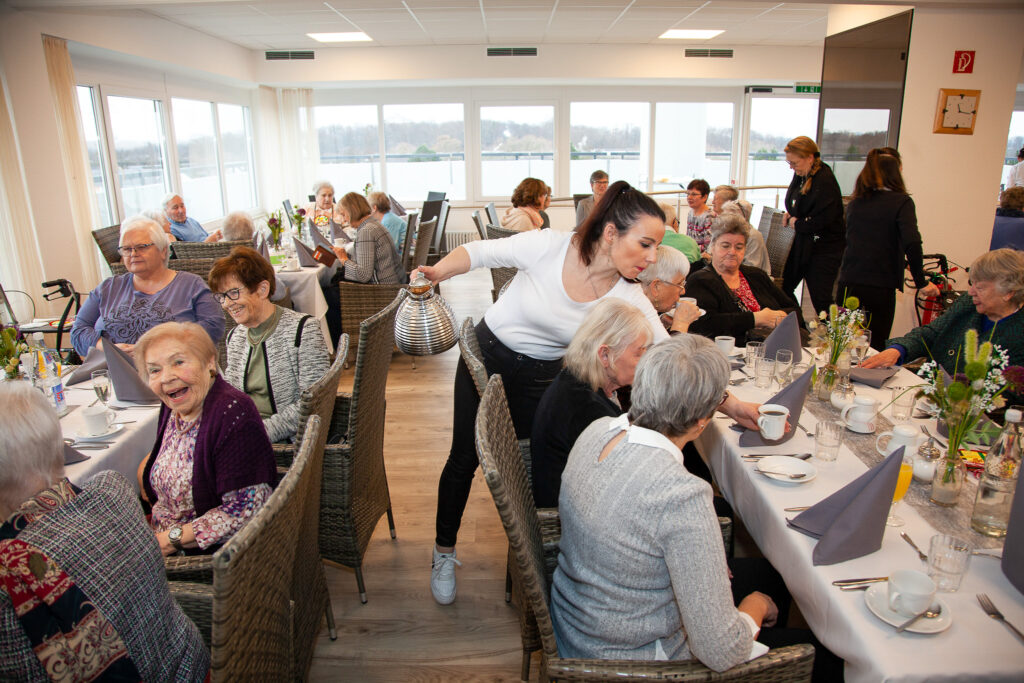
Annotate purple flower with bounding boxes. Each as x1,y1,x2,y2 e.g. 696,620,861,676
1003,366,1024,391
297,208,306,216
955,373,969,385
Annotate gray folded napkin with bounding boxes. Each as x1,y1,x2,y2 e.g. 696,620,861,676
292,237,318,267
101,335,159,404
251,233,260,248
389,194,406,217
257,236,271,263
738,366,814,446
64,346,106,386
849,366,899,388
787,447,904,565
330,220,349,242
63,443,90,465
309,222,334,251
762,311,802,360
1002,482,1024,595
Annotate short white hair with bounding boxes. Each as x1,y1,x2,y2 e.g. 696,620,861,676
162,192,183,210
312,180,334,196
120,215,170,253
709,213,750,245
142,208,170,229
629,335,728,436
563,299,653,392
0,382,64,512
638,245,689,287
659,202,677,228
222,212,255,241
720,199,752,222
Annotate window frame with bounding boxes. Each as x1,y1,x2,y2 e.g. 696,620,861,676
475,100,558,201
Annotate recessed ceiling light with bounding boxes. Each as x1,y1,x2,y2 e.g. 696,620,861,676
659,29,724,40
307,32,372,43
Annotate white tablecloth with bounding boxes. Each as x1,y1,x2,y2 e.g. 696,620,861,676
276,264,333,352
60,383,159,493
696,360,1024,682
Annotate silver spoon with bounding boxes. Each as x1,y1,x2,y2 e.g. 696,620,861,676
900,532,929,562
896,603,943,632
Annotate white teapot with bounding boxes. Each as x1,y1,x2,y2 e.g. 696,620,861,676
841,396,880,434
876,424,922,456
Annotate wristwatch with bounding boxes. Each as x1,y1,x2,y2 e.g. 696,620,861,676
168,526,184,552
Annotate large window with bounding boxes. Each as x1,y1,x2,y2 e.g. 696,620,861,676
383,103,465,201
479,105,554,198
820,108,890,195
106,95,172,218
171,98,223,221
653,102,733,193
315,105,380,195
217,103,257,211
1004,110,1024,189
76,86,115,227
570,102,649,193
745,96,819,206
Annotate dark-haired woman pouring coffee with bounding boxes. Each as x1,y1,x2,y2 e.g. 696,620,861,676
781,136,845,313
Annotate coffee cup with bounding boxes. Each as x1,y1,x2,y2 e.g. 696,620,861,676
841,395,879,433
680,297,697,306
876,424,922,456
82,405,114,436
887,569,936,617
757,403,789,441
286,256,299,271
715,335,735,355
333,237,346,248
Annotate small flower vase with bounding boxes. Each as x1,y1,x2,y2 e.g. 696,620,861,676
815,363,840,401
929,453,966,507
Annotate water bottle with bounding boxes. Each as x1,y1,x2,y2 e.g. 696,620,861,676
971,408,1022,537
31,332,66,413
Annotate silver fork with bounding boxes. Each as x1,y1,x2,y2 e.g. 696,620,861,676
977,593,1024,644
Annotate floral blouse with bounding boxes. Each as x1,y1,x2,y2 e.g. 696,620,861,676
149,413,271,549
687,211,714,252
730,273,762,313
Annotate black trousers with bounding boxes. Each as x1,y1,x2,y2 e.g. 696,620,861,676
782,235,843,314
435,321,561,548
837,281,895,351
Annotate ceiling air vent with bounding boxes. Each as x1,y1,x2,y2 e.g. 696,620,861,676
487,47,538,57
684,48,733,58
265,50,315,61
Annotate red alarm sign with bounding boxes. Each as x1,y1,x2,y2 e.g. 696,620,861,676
953,51,975,74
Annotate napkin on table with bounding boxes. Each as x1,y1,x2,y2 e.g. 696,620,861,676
291,237,319,268
738,366,814,447
330,220,349,242
64,346,106,386
849,366,899,388
1002,482,1024,595
256,236,271,263
63,443,90,466
761,311,802,361
309,223,335,251
101,335,159,404
787,447,904,565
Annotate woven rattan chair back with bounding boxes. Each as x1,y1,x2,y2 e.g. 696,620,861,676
757,206,779,240
400,211,419,272
472,210,487,241
485,202,500,228
170,239,250,260
338,281,405,365
92,224,122,267
486,224,517,240
765,218,795,280
411,217,437,271
167,257,217,283
458,317,488,396
209,416,320,681
485,225,518,301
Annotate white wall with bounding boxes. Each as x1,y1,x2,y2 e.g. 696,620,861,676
826,4,914,36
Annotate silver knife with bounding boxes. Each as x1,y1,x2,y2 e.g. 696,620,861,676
832,576,888,586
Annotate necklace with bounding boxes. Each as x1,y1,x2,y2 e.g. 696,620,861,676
586,263,602,300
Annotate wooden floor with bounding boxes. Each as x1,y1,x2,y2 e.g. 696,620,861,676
308,267,530,681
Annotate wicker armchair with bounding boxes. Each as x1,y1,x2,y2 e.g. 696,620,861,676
338,281,405,365
170,239,251,260
475,375,816,683
111,258,216,281
411,217,437,271
765,218,795,287
472,210,488,241
485,225,518,302
92,224,122,267
168,416,322,681
401,211,419,272
320,292,401,602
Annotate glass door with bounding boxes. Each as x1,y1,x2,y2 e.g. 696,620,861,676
741,89,819,208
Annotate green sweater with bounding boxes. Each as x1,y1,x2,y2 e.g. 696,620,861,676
661,230,702,264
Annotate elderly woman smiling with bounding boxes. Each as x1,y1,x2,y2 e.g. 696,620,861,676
685,214,800,342
70,216,224,357
0,382,209,681
210,247,330,443
862,248,1024,388
135,322,276,556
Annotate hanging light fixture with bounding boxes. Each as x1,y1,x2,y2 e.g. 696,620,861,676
394,273,459,356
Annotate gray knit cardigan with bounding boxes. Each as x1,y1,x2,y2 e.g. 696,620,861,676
223,306,331,443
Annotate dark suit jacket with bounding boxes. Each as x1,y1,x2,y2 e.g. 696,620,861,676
686,264,802,341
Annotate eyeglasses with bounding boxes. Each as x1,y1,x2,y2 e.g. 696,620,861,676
212,287,243,304
117,243,154,256
686,191,704,197
659,280,685,293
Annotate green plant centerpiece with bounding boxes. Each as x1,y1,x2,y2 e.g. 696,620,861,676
266,210,285,248
809,296,865,401
1,326,29,379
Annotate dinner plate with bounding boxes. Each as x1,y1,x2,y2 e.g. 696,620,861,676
73,422,124,442
864,584,952,634
753,455,816,484
279,265,301,272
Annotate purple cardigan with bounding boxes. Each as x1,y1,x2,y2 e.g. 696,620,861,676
143,375,276,519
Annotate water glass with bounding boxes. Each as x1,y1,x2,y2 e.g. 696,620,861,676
745,341,764,369
755,356,775,389
891,387,916,422
775,349,794,385
850,330,872,365
927,534,972,592
814,420,844,462
91,370,110,405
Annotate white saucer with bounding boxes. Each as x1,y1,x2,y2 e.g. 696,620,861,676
73,422,124,442
280,266,301,272
753,455,817,484
846,420,876,434
699,308,706,318
864,584,951,634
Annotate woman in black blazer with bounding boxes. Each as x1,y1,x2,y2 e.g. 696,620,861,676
781,136,845,313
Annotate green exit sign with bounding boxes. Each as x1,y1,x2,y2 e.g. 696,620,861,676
795,84,821,94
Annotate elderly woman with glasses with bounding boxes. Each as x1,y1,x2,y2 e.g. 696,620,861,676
209,247,330,444
637,245,701,334
0,381,210,681
70,216,224,358
685,179,713,254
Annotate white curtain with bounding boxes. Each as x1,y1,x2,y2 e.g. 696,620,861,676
41,35,101,289
255,86,318,216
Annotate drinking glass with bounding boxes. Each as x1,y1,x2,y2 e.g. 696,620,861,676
91,370,110,405
850,330,872,365
927,534,972,592
774,349,794,386
886,450,915,526
755,356,775,389
745,341,764,369
814,420,844,462
891,387,916,422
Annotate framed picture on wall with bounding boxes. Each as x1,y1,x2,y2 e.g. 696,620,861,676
933,88,981,135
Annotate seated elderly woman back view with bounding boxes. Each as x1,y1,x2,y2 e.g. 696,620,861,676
0,382,209,681
209,247,330,443
219,212,291,307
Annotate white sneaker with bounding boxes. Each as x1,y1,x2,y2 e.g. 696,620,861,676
431,547,461,605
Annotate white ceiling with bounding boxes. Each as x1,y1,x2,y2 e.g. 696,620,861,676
22,1,841,49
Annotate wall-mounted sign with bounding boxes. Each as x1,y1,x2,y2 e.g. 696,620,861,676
795,83,821,94
953,50,975,74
